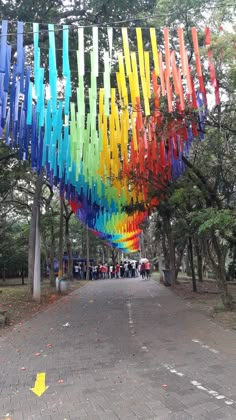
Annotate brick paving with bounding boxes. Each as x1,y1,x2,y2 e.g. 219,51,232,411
1,276,236,419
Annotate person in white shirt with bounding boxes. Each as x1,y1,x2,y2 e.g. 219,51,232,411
124,262,129,278
74,264,79,279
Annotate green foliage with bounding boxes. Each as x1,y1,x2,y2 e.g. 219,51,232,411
190,208,236,236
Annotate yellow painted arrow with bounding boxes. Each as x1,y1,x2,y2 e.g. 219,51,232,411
30,372,49,397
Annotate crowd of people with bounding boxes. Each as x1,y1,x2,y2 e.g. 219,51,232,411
73,260,151,280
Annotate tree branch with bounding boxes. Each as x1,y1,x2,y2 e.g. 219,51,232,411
182,155,223,209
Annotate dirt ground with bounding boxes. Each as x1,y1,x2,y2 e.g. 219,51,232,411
0,278,88,334
171,277,236,330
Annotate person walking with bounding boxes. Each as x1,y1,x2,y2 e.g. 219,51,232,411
92,264,97,280
140,262,146,279
135,261,139,277
100,264,106,279
74,264,79,279
124,261,129,278
145,261,151,280
120,262,124,278
115,263,120,278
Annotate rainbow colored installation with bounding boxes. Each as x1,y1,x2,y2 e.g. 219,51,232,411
0,21,219,252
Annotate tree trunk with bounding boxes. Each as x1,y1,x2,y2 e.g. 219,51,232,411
188,237,197,292
49,218,56,286
208,233,234,310
40,230,48,283
161,231,169,269
175,242,186,280
195,240,203,282
163,215,176,285
33,207,41,302
65,213,73,280
28,170,44,293
185,245,192,277
58,198,64,279
110,249,118,267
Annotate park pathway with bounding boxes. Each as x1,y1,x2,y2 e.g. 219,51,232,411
1,276,236,419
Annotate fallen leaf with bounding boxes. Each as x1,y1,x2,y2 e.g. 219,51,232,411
47,344,52,348
35,353,41,356
58,379,64,383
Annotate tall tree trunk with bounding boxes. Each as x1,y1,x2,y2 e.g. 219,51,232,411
188,237,197,292
185,249,192,276
163,215,176,285
110,249,118,267
49,218,56,286
33,207,41,302
175,242,186,280
208,233,234,310
28,170,44,293
161,231,169,270
40,230,48,283
195,240,203,282
65,212,73,280
58,198,64,279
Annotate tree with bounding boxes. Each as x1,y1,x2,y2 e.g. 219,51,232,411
63,200,74,280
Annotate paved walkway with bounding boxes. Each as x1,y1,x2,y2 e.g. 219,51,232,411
1,276,236,420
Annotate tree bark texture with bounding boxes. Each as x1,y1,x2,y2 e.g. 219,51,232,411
65,212,73,280
208,233,234,309
49,218,56,286
163,214,176,285
28,170,44,293
161,231,169,270
110,249,118,267
58,198,64,279
195,240,203,282
188,237,197,292
33,207,41,302
175,242,186,280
